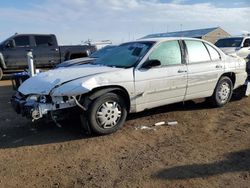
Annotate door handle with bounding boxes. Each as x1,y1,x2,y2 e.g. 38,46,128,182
215,65,223,69
178,70,187,73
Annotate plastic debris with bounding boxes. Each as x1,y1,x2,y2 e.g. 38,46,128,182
140,126,155,130
167,121,178,126
136,120,178,130
135,125,155,130
154,121,166,126
2,134,6,137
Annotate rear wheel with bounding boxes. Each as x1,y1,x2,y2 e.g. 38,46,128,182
0,67,3,80
84,93,127,135
211,76,233,107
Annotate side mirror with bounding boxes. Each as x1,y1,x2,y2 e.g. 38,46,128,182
142,59,161,69
5,40,14,48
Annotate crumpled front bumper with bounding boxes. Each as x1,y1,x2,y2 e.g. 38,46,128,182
11,92,79,121
11,93,41,120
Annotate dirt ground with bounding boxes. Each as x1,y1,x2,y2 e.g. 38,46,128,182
0,79,249,188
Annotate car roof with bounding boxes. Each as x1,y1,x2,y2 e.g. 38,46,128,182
136,37,209,43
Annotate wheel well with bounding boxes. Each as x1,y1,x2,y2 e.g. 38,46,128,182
221,72,236,86
88,86,131,112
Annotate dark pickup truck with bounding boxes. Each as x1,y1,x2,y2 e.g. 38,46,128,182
0,34,96,80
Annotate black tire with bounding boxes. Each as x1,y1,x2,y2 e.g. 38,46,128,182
0,67,3,80
85,93,127,135
211,76,233,107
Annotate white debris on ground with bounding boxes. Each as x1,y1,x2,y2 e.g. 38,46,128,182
167,121,178,126
154,121,165,126
135,121,178,130
139,126,156,130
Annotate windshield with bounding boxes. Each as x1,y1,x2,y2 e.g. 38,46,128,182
90,45,117,58
92,41,154,68
215,38,243,48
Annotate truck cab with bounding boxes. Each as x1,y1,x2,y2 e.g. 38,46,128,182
0,34,60,70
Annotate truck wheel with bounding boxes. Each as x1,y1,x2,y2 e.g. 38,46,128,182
86,93,127,135
211,76,233,107
0,67,3,80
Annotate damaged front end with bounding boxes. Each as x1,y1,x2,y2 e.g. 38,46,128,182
11,92,80,122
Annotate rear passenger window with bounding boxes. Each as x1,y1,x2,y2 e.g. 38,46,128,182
14,36,30,47
149,41,182,66
204,43,220,61
185,40,210,63
35,36,54,47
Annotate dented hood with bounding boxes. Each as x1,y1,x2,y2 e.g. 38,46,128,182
18,64,122,95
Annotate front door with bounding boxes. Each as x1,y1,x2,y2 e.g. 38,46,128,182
135,40,188,112
2,35,31,69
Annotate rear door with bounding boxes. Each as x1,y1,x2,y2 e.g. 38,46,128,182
33,35,60,68
184,40,224,100
2,35,31,69
135,40,188,111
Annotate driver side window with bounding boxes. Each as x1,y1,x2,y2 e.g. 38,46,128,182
148,41,182,66
14,36,30,47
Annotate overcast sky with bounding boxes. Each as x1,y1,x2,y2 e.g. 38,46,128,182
0,0,249,44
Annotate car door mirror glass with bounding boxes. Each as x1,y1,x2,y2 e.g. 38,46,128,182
5,40,14,48
142,59,161,69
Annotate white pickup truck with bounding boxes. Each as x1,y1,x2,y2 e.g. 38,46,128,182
215,36,250,59
11,37,247,135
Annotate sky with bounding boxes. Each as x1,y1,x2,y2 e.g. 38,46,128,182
0,0,249,44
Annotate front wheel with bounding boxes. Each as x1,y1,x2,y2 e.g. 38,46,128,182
85,93,127,135
211,76,233,107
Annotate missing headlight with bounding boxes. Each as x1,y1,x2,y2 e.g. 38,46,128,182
27,95,39,101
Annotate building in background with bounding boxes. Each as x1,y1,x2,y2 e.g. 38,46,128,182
143,27,231,44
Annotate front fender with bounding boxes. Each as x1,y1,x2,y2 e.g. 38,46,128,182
0,53,7,69
51,77,99,97
51,72,134,98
